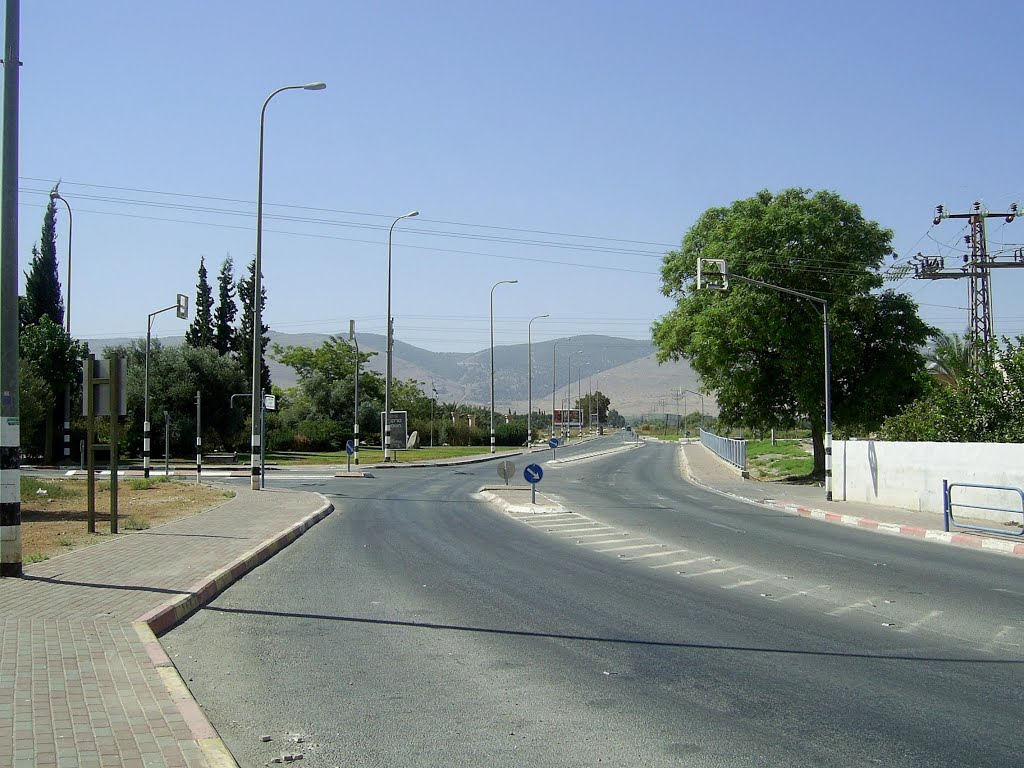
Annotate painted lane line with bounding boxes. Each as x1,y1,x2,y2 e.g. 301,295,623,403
552,526,615,535
576,536,630,545
518,514,578,523
993,587,1024,597
978,625,1022,654
595,543,663,553
896,610,944,634
772,585,832,602
707,521,747,533
721,577,769,590
619,549,689,562
650,556,714,570
828,598,880,617
535,521,600,529
679,565,743,579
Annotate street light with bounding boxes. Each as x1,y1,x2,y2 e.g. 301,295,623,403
430,382,438,448
551,337,574,439
49,188,73,462
349,320,360,465
682,389,705,434
144,295,188,478
567,349,583,441
527,314,549,448
384,210,419,461
577,360,588,439
489,279,518,453
250,81,326,490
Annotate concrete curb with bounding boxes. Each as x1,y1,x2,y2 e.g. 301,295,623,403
548,441,643,465
134,493,335,768
678,446,1024,559
477,488,566,515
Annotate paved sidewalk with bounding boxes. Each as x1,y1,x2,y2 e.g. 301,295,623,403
0,487,333,768
680,441,1024,557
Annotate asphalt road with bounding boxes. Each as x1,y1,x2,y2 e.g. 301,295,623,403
163,436,1023,767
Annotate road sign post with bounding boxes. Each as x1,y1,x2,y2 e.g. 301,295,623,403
497,460,516,486
345,439,354,472
548,436,559,459
524,463,543,504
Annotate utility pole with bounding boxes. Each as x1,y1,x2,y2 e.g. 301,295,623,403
0,0,21,577
914,201,1019,369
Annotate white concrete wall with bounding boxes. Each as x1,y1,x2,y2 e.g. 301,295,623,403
833,440,1024,525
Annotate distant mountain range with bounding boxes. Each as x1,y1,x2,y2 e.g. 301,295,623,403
89,331,715,418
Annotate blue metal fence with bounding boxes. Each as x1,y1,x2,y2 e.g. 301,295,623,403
699,428,747,471
942,480,1024,536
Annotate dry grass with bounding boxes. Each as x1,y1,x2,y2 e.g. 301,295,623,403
20,477,234,563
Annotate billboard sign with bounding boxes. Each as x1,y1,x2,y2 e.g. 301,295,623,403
380,410,409,450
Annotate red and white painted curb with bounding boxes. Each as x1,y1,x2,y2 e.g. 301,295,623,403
678,448,1024,558
133,494,335,767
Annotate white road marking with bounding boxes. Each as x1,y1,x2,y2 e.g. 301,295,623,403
595,543,663,553
576,537,630,546
896,610,944,634
721,577,769,590
707,521,746,533
978,626,1022,654
532,521,597,529
828,598,879,617
552,526,615,535
679,565,742,578
993,588,1024,598
772,585,831,601
650,556,713,570
620,548,689,561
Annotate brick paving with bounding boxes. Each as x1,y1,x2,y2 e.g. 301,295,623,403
0,486,332,768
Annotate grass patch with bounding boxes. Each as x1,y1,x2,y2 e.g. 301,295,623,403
746,439,814,480
20,476,81,500
260,445,521,465
125,477,168,491
24,551,49,563
123,515,151,530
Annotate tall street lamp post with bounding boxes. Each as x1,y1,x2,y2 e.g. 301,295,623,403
577,361,588,438
489,279,518,453
430,383,438,448
349,320,359,465
683,389,705,434
527,314,549,448
550,337,574,439
384,210,418,461
250,81,326,490
567,350,583,441
144,295,188,478
49,189,73,462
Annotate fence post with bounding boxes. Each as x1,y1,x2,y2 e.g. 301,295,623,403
942,479,949,532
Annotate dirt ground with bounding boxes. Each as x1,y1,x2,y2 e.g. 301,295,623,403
20,477,235,563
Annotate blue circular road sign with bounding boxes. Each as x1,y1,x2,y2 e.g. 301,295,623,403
524,464,544,484
548,438,559,449
345,439,355,456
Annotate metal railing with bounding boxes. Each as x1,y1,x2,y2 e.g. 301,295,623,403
700,428,747,470
942,480,1023,536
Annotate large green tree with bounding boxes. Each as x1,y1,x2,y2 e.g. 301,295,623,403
652,188,933,476
19,317,86,462
575,390,610,425
882,338,1024,442
213,255,237,355
106,339,248,455
185,256,215,349
22,190,64,329
236,257,271,392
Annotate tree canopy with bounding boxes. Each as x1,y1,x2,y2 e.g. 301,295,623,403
237,257,271,392
652,188,934,475
213,256,237,355
185,256,215,349
23,192,64,329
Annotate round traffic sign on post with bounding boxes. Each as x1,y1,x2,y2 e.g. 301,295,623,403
497,460,516,485
345,439,355,456
548,438,559,449
524,464,543,484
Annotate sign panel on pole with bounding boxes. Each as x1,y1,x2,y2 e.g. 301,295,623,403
380,410,409,450
524,464,543,484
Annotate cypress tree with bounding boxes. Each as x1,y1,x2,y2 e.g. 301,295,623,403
236,257,272,392
23,193,64,328
213,255,237,355
185,255,215,348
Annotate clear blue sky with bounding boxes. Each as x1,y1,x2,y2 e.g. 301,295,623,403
11,1,1024,352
